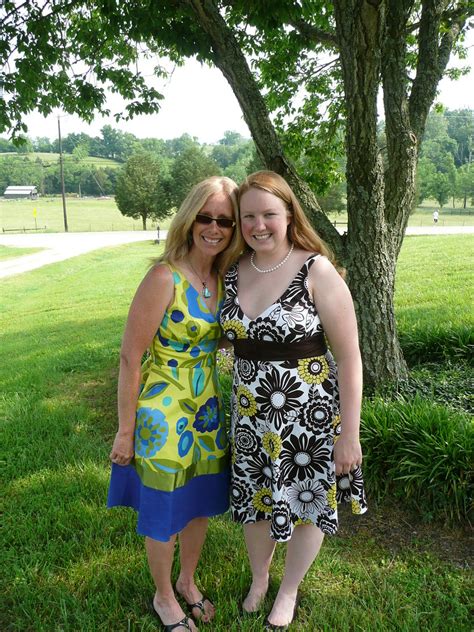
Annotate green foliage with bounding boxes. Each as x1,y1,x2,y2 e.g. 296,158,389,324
398,362,473,415
417,110,470,206
169,145,221,209
361,396,472,522
316,178,346,214
399,324,472,365
445,108,474,167
456,162,474,206
1,2,168,138
0,153,118,196
115,151,171,229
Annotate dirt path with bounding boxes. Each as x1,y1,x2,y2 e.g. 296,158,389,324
1,226,472,279
0,230,166,279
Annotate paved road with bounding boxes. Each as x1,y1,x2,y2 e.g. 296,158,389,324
1,226,472,279
0,230,168,279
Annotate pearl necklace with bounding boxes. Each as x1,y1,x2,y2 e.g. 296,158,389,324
250,243,294,274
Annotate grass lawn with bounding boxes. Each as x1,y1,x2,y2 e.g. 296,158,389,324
0,197,175,233
395,234,473,323
0,244,44,261
1,237,471,631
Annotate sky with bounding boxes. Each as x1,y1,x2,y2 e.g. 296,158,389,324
21,33,474,144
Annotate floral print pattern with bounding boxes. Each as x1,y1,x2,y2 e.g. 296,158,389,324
220,254,367,542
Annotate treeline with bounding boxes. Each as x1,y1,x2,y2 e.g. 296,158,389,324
1,109,472,209
379,108,473,208
0,128,259,198
416,109,473,208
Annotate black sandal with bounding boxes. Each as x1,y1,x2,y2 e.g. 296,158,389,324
150,600,193,631
176,587,214,623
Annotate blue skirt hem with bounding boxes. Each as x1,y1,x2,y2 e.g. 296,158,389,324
107,463,230,542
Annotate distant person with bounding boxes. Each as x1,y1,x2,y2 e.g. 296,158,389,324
108,176,241,631
433,209,439,224
155,224,161,244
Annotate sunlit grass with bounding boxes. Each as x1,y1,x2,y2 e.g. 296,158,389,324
395,234,473,363
1,237,471,631
0,196,175,233
0,244,44,260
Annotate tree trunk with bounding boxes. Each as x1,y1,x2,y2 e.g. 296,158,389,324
333,0,408,385
142,215,147,231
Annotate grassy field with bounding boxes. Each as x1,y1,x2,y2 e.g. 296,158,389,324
395,235,474,344
1,196,472,234
0,197,175,233
0,151,121,169
1,236,471,631
0,245,44,261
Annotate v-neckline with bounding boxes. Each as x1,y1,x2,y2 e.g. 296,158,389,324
236,254,318,322
172,264,222,319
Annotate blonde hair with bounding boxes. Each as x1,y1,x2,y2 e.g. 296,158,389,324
157,176,243,273
238,170,339,269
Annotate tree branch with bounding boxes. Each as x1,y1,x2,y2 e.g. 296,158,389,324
409,0,468,138
181,0,343,256
288,18,339,50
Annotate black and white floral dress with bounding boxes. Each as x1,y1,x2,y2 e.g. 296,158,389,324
220,254,367,542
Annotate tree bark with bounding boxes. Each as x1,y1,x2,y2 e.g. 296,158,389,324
333,0,408,384
142,215,147,231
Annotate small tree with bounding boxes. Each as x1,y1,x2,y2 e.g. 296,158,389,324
115,151,171,230
456,163,474,208
169,145,220,209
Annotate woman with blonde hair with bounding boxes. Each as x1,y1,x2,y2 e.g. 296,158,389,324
221,170,367,629
108,176,241,632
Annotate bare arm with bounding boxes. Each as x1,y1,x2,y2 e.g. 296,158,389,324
309,257,363,475
109,264,174,465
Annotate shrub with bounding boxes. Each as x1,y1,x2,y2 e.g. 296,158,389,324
361,396,473,522
399,324,473,365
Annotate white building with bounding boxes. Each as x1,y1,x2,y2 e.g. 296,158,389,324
4,185,38,199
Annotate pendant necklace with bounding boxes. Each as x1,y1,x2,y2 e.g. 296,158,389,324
189,261,212,298
250,243,294,274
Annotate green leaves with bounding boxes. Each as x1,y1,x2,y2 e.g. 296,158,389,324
0,1,166,138
114,150,172,227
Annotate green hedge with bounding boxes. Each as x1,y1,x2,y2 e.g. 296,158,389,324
399,324,473,365
361,396,472,522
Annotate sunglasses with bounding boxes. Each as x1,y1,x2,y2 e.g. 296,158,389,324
195,214,235,229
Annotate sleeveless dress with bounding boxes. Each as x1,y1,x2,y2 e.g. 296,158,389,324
220,254,367,542
107,264,230,541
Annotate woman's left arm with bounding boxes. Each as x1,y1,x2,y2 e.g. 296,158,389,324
309,257,363,475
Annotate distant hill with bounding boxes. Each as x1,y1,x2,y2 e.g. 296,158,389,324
0,152,122,169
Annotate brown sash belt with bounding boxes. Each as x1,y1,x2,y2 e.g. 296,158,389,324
233,334,327,362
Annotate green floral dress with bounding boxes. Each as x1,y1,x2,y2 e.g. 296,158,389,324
107,264,230,541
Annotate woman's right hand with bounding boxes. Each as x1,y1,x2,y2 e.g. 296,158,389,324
109,431,135,466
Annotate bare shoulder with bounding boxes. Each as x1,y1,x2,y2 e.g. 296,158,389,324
309,254,339,279
133,263,174,306
308,254,349,297
143,262,173,288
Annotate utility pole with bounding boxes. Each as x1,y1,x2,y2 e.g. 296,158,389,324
57,116,68,232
